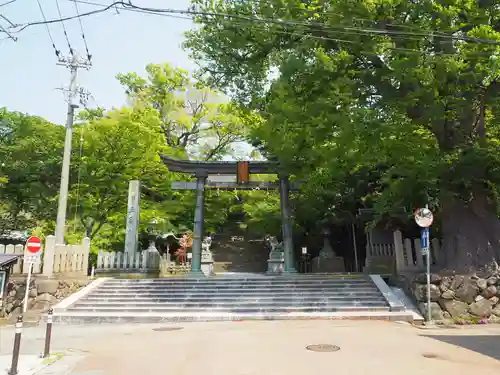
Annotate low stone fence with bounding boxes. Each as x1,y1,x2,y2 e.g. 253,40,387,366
365,230,440,275
96,249,161,273
408,270,500,322
0,278,89,317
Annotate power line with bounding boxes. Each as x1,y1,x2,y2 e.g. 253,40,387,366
65,0,192,21
26,1,497,59
71,0,92,61
0,24,16,41
243,0,472,42
0,0,16,8
8,2,500,47
36,0,60,57
54,0,73,54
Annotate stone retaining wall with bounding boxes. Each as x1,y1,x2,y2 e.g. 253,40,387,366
0,278,89,317
410,271,500,322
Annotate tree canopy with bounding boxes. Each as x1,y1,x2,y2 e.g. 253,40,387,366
185,0,500,271
0,62,263,253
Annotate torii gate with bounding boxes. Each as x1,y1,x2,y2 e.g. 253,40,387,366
159,154,300,276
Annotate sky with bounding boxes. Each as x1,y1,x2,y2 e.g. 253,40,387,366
0,0,196,124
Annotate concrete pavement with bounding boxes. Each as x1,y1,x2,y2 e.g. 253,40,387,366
0,321,499,375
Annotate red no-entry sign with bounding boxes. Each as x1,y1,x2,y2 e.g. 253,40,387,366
26,236,42,254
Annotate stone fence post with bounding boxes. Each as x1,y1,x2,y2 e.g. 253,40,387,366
42,235,56,277
393,230,405,273
81,237,90,276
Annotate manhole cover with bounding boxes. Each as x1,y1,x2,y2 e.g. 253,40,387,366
152,327,184,332
306,344,340,352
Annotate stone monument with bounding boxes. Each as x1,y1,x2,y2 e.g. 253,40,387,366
267,236,284,274
201,236,214,276
312,228,345,273
124,180,140,255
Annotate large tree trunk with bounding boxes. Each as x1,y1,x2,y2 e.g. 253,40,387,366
440,193,500,273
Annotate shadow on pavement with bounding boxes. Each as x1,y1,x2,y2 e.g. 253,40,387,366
423,335,500,361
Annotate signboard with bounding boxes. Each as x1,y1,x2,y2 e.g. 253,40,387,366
414,207,434,228
23,235,42,313
26,236,42,254
301,247,308,255
237,161,250,184
414,206,433,322
420,227,430,256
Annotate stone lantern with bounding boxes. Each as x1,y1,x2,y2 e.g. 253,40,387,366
146,219,160,254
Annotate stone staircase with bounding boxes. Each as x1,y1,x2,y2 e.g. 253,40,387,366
210,226,269,273
52,274,416,324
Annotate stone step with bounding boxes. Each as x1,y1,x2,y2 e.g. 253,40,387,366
51,310,415,324
87,290,381,298
101,282,375,289
71,302,387,310
74,297,387,305
68,305,389,313
51,274,411,324
101,275,369,283
80,295,387,303
94,284,376,292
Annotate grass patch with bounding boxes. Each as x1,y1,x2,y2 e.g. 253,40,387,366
41,351,66,366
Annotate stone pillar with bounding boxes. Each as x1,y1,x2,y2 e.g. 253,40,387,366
42,235,56,277
124,180,140,255
190,174,207,276
393,230,405,273
82,237,90,277
279,174,296,273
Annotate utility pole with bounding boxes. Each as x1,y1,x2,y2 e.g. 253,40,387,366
54,52,91,245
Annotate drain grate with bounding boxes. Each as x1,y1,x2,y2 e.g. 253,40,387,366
306,344,340,352
152,327,184,332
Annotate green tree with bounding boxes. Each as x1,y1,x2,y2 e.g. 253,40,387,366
0,108,64,234
186,0,500,272
70,107,175,239
116,63,256,161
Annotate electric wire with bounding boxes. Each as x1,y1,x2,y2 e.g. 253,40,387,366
71,0,91,61
0,13,15,27
54,0,73,54
0,24,15,41
9,1,500,47
69,0,427,45
242,0,475,41
0,0,16,8
57,1,500,58
66,0,193,21
36,0,60,57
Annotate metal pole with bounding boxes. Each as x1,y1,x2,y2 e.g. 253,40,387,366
43,309,53,358
22,262,32,313
8,316,23,375
54,56,79,245
424,204,431,322
425,227,432,322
